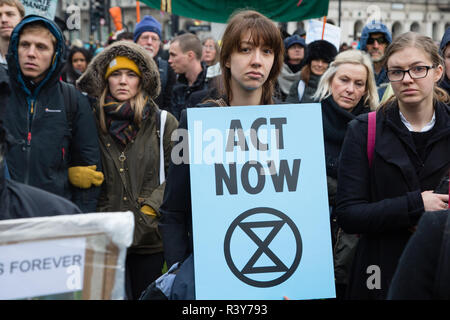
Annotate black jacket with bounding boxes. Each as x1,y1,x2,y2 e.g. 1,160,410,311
3,16,101,211
159,108,195,268
0,178,81,220
170,63,211,121
335,101,450,299
387,210,450,300
154,55,177,113
321,96,371,181
159,100,223,268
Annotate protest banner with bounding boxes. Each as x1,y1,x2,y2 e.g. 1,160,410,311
187,104,335,300
22,0,57,20
306,19,342,50
0,212,134,300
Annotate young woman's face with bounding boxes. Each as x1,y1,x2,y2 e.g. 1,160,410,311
310,59,329,76
331,63,367,112
107,69,140,102
72,52,87,73
387,47,443,108
202,39,217,66
226,30,275,93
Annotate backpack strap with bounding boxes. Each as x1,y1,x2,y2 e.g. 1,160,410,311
367,111,376,168
60,81,78,136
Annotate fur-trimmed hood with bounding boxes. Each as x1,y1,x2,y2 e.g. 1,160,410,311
77,41,160,100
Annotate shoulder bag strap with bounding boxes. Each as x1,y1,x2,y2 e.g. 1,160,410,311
367,111,376,168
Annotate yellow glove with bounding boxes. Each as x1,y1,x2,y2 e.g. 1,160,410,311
68,165,104,189
141,205,157,217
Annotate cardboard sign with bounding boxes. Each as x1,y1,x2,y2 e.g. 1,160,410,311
306,19,341,50
22,0,57,20
0,237,86,300
0,212,134,300
187,104,335,300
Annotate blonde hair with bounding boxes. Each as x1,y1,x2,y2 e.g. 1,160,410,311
0,0,25,17
20,22,57,49
381,32,450,108
202,36,220,65
98,85,147,134
313,49,379,110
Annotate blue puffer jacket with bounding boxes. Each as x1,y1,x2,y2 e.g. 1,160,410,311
3,15,101,212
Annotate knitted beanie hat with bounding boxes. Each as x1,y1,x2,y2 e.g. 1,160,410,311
105,56,141,79
284,35,306,50
133,15,162,42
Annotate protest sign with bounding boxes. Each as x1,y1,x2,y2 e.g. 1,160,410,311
0,212,134,300
306,19,341,50
22,0,57,20
187,104,335,300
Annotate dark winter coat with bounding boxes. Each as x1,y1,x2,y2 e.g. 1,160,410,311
169,62,211,121
387,210,450,300
439,27,450,96
335,101,450,299
154,54,177,112
77,41,178,254
285,73,321,104
159,99,225,268
3,15,101,211
0,178,81,219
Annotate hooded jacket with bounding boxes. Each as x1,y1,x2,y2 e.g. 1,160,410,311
359,22,392,90
3,15,101,211
0,74,81,219
439,27,450,95
77,41,178,253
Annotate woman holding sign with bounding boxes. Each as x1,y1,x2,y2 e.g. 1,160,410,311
335,32,450,300
158,10,284,299
312,49,379,299
76,41,178,300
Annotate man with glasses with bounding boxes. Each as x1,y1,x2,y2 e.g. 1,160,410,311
359,21,392,97
134,15,176,112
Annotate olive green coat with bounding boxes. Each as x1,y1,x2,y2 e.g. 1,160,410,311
77,41,179,254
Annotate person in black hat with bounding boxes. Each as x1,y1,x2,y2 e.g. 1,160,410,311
275,34,306,101
286,39,337,103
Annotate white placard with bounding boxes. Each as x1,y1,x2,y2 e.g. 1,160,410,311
306,19,341,50
22,0,57,20
0,237,86,300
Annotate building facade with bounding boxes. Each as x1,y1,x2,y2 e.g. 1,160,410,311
59,0,450,45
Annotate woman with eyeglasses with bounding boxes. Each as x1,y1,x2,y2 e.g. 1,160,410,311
335,32,450,300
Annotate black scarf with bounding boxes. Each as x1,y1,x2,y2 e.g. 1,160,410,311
103,94,149,146
322,96,370,178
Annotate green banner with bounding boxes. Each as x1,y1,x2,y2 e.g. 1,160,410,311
140,0,329,23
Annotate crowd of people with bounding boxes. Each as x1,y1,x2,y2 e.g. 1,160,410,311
0,0,449,300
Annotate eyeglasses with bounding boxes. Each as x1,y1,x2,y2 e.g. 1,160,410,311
203,45,215,50
366,37,388,45
139,35,160,42
387,65,435,82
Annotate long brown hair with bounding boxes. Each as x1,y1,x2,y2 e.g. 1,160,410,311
219,10,284,105
381,32,449,109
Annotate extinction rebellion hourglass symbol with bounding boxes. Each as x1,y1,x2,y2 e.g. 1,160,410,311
223,207,302,288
